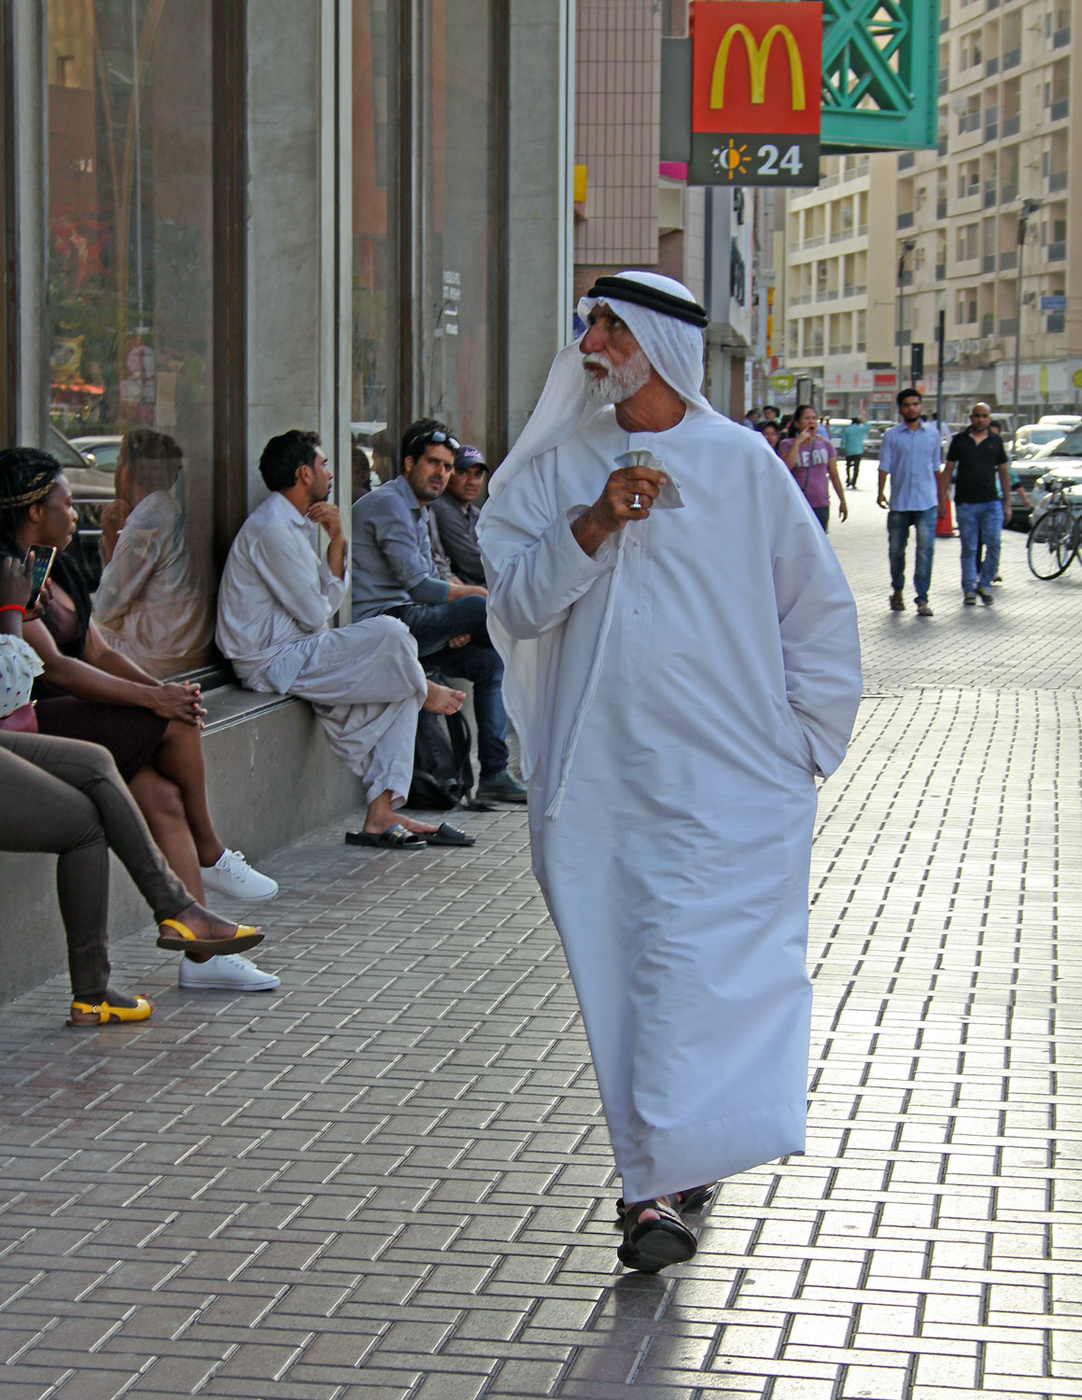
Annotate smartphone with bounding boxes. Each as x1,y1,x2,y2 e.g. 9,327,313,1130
26,546,57,610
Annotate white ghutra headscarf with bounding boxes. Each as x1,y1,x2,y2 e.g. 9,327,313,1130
478,271,721,811
484,271,714,510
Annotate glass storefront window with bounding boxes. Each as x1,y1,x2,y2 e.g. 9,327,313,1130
351,0,505,492
46,0,215,674
418,0,498,455
352,0,400,500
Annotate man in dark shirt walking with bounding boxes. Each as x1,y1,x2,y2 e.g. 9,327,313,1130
430,444,487,586
942,402,1011,604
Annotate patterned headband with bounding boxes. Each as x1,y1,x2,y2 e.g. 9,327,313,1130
0,473,57,510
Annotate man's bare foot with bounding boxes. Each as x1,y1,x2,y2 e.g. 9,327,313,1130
424,681,466,714
168,902,256,964
361,790,439,838
394,814,439,835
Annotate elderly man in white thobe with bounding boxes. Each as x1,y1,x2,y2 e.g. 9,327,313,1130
477,272,862,1274
217,430,466,849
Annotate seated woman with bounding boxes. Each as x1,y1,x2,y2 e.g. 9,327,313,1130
94,430,214,677
0,555,273,1023
0,448,278,994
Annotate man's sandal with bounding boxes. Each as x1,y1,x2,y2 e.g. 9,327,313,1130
615,1184,715,1221
344,825,427,849
68,994,154,1027
155,919,263,954
617,1198,698,1274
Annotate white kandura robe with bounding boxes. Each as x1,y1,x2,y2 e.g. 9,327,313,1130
480,404,862,1203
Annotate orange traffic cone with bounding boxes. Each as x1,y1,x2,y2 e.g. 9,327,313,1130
936,499,954,537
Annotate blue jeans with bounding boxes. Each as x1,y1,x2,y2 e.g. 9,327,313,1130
956,500,1002,593
389,597,510,778
887,507,937,604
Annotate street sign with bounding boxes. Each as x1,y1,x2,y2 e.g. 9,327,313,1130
689,134,818,185
1040,295,1068,312
691,3,823,136
911,342,924,379
687,2,822,185
770,371,795,392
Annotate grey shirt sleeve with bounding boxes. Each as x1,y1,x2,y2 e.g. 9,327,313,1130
431,496,485,585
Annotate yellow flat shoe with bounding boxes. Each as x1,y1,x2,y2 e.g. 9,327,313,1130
156,918,264,955
68,994,154,1027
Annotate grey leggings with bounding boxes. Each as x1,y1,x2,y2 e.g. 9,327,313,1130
0,731,191,1000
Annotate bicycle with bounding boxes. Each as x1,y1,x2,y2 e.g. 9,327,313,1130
1027,476,1082,579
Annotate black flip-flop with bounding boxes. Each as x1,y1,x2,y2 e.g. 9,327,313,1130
423,823,475,847
614,1183,715,1221
344,825,427,849
617,1199,698,1274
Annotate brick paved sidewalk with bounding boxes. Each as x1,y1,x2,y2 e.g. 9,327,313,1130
1,486,1080,1399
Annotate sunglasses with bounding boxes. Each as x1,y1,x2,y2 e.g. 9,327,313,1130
407,429,460,460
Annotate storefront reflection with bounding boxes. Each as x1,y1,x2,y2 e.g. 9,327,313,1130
94,430,213,677
47,0,215,664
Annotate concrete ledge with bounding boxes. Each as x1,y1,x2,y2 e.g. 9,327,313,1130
0,688,364,1005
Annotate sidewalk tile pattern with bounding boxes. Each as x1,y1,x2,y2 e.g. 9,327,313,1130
1,490,1080,1397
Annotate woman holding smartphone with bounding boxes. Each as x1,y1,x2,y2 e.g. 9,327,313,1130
0,555,265,1024
0,448,279,993
778,404,848,531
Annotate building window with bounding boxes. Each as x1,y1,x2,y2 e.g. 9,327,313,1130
352,0,400,486
955,288,978,324
417,0,506,454
0,3,12,447
956,223,978,261
351,0,508,483
45,0,225,675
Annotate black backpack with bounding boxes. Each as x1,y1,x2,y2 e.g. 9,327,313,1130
408,678,474,810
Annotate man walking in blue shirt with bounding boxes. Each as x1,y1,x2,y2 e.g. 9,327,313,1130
876,389,943,617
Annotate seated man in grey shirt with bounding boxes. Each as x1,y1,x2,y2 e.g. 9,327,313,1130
351,420,525,803
430,444,487,586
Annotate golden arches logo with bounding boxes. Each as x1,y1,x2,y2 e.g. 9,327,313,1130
710,23,806,110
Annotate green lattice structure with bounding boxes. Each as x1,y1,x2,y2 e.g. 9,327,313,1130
820,0,939,152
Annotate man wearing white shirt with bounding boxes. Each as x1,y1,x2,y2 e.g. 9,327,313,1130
216,431,465,847
478,271,861,1274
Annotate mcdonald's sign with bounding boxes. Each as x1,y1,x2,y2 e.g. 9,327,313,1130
692,2,822,137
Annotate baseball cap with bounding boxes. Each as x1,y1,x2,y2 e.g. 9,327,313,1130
454,444,488,471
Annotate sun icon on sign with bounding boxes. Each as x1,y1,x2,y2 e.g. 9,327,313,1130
722,139,744,180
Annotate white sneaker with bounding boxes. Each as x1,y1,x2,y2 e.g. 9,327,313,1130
179,953,280,992
200,848,278,901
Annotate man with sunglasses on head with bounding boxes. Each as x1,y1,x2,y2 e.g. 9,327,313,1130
351,420,526,803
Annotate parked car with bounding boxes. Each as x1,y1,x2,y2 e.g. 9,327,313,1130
48,425,111,589
1028,425,1082,519
859,421,896,459
1015,438,1065,510
1036,414,1082,430
70,434,124,475
1011,423,1072,460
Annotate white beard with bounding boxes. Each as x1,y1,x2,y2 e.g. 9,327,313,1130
582,350,652,405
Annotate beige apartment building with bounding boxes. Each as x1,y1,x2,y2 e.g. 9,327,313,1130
779,154,901,419
896,0,1081,421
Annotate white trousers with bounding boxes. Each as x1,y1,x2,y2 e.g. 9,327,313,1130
286,618,428,806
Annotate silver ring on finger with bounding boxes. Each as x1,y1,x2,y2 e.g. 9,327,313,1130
630,494,642,510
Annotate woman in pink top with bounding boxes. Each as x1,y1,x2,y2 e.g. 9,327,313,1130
778,405,848,531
